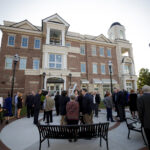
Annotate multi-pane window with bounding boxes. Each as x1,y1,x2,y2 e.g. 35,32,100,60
100,47,104,56
81,63,86,73
93,64,97,74
8,35,15,46
80,45,85,55
101,64,106,74
5,57,13,69
33,59,40,70
107,48,111,57
19,58,27,70
124,65,129,74
92,46,96,56
49,54,62,69
34,39,41,49
66,42,71,47
21,37,28,48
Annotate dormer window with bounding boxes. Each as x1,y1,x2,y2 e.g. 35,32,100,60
50,29,62,45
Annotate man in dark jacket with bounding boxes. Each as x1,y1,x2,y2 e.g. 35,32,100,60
82,89,93,124
137,85,150,150
33,89,42,125
54,91,60,116
117,89,126,122
93,91,101,117
25,91,35,118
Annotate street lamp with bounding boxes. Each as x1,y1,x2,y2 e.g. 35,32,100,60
10,54,19,99
42,72,46,89
68,73,72,87
108,60,113,94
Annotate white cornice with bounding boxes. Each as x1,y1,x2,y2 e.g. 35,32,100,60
0,25,42,35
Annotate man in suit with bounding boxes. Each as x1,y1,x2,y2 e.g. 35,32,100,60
137,85,150,150
82,89,93,124
33,89,42,125
93,91,101,117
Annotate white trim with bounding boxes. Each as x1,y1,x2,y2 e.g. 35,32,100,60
7,34,16,47
81,62,86,73
101,63,106,75
92,63,98,74
21,36,29,48
5,56,13,70
34,37,41,49
19,57,27,70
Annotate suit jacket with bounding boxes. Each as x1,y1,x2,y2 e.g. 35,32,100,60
95,94,101,104
82,93,93,115
34,94,41,110
137,93,150,129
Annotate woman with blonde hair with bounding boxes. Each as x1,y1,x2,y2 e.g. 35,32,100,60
17,93,23,119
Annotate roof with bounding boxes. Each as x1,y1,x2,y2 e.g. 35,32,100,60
110,22,122,28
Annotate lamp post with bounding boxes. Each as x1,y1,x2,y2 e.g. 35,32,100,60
42,72,46,89
108,60,113,94
10,54,19,99
69,73,72,87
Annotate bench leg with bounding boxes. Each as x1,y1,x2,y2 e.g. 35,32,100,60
106,140,109,150
39,141,41,150
100,137,102,147
141,129,147,146
47,138,50,147
128,129,130,139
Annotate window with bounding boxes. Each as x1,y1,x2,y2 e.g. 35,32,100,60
5,57,13,69
19,58,27,70
33,59,40,70
66,42,71,47
80,45,85,55
49,54,62,69
81,63,86,73
21,37,28,48
92,46,96,56
93,64,97,74
107,48,111,57
8,35,15,46
50,29,62,45
120,30,124,39
34,39,41,49
100,47,104,56
124,65,129,74
101,64,106,74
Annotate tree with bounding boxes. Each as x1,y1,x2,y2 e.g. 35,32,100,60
137,68,150,89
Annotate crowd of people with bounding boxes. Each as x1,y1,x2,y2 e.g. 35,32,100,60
0,85,150,148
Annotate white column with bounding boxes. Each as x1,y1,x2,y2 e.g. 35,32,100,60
46,27,50,44
134,80,137,91
64,77,66,90
62,30,65,46
63,54,67,69
44,52,49,69
44,76,47,89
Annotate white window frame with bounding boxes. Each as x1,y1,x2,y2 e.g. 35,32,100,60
93,63,97,74
107,48,112,57
81,62,86,73
5,56,13,70
7,34,15,47
49,54,62,69
33,58,40,70
91,46,96,56
100,47,104,57
80,45,85,55
21,36,29,48
19,57,27,70
101,64,106,74
34,38,41,49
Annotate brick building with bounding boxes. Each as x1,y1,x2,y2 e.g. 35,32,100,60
0,14,137,98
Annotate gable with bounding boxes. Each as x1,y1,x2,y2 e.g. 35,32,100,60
11,20,40,31
43,13,70,27
95,34,111,43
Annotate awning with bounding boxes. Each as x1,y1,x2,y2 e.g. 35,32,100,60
81,79,89,84
93,79,102,84
102,79,118,84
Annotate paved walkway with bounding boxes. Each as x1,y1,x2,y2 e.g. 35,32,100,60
0,110,147,150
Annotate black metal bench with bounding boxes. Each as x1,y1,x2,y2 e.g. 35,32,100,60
37,122,109,150
125,117,147,145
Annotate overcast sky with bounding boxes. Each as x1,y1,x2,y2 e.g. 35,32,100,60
0,0,150,75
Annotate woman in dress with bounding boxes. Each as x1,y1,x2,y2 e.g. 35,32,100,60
17,93,23,119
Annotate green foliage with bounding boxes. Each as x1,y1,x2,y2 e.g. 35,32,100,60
40,94,45,102
137,68,150,89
